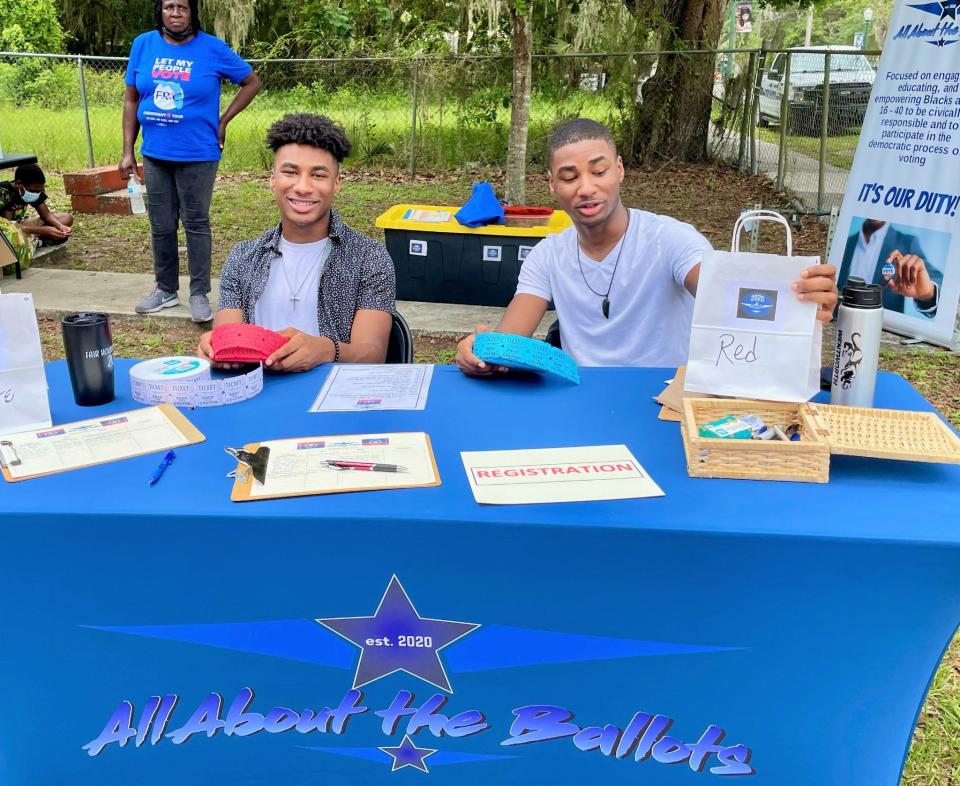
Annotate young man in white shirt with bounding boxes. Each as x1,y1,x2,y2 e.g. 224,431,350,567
455,118,838,372
197,113,395,372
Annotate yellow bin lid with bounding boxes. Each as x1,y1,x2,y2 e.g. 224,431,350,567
375,204,573,238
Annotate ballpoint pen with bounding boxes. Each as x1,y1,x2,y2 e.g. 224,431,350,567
149,450,176,485
325,460,408,473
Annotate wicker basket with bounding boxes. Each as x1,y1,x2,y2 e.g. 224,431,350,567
681,397,960,483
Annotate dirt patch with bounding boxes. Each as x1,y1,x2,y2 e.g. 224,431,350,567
34,163,829,277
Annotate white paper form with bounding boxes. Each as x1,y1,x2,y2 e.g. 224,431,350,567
248,431,439,498
460,445,664,505
2,404,199,480
309,364,434,412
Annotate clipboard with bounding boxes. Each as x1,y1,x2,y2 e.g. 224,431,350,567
1,403,204,482
229,431,441,502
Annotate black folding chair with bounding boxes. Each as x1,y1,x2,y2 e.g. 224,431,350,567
386,311,414,364
544,319,562,350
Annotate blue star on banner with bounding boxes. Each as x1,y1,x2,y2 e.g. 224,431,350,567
299,745,516,768
379,735,437,772
316,576,479,693
909,2,950,16
941,0,959,20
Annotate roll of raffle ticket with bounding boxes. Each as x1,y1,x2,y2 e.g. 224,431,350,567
129,356,263,408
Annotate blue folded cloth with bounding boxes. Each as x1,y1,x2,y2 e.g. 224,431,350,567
454,182,505,228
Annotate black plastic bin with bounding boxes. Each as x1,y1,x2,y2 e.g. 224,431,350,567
376,204,572,307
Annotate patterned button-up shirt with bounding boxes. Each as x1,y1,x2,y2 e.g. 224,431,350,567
218,209,395,341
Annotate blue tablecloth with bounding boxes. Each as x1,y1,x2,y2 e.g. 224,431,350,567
2,360,959,786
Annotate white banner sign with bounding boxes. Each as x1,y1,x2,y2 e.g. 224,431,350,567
829,1,960,346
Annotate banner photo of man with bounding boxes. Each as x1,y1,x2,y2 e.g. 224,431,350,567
736,3,753,34
838,217,948,319
827,0,960,346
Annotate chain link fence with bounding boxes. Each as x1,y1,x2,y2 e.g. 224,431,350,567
0,48,878,212
712,46,881,214
0,50,631,175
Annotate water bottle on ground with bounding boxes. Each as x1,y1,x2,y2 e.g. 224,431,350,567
831,281,883,407
127,174,146,215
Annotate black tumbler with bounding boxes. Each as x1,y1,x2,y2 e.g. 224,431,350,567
62,312,115,406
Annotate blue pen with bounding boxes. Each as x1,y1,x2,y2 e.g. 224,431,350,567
148,450,176,486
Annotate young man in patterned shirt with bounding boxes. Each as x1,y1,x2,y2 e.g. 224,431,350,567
197,114,396,371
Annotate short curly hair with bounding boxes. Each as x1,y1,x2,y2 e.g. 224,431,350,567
266,114,353,164
548,118,616,167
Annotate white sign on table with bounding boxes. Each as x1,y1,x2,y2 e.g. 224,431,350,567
460,445,664,505
0,292,52,437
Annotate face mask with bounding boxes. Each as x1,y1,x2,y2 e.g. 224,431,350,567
21,191,42,204
162,24,193,41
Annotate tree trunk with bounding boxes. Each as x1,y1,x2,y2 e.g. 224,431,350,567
457,0,472,53
629,0,726,165
505,3,532,204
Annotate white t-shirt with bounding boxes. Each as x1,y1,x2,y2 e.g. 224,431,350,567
849,222,889,283
254,236,331,335
515,208,712,367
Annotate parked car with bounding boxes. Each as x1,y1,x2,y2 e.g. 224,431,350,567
758,46,875,135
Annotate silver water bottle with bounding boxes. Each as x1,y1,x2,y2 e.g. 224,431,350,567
831,281,882,407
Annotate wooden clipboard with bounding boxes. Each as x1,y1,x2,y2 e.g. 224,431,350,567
230,431,441,502
1,403,204,482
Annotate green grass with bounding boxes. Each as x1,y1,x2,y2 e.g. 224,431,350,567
903,636,960,786
757,126,860,170
43,172,530,276
0,86,619,173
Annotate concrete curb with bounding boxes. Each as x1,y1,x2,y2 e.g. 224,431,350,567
4,266,554,338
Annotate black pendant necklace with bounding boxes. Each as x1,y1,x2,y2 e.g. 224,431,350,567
576,211,629,319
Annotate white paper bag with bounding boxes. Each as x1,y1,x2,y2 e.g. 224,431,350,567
685,211,822,402
0,291,53,436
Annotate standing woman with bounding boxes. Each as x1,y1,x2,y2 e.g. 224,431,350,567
120,0,261,322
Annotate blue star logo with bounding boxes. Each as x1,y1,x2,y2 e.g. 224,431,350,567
941,0,959,19
316,576,479,693
379,735,437,772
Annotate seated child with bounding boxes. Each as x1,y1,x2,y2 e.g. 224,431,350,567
0,163,73,247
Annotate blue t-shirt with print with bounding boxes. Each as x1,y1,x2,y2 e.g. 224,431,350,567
125,31,252,162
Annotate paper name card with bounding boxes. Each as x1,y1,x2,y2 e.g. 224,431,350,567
402,208,451,223
461,445,663,505
473,333,580,384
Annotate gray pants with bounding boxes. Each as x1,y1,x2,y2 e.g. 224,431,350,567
143,156,219,296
